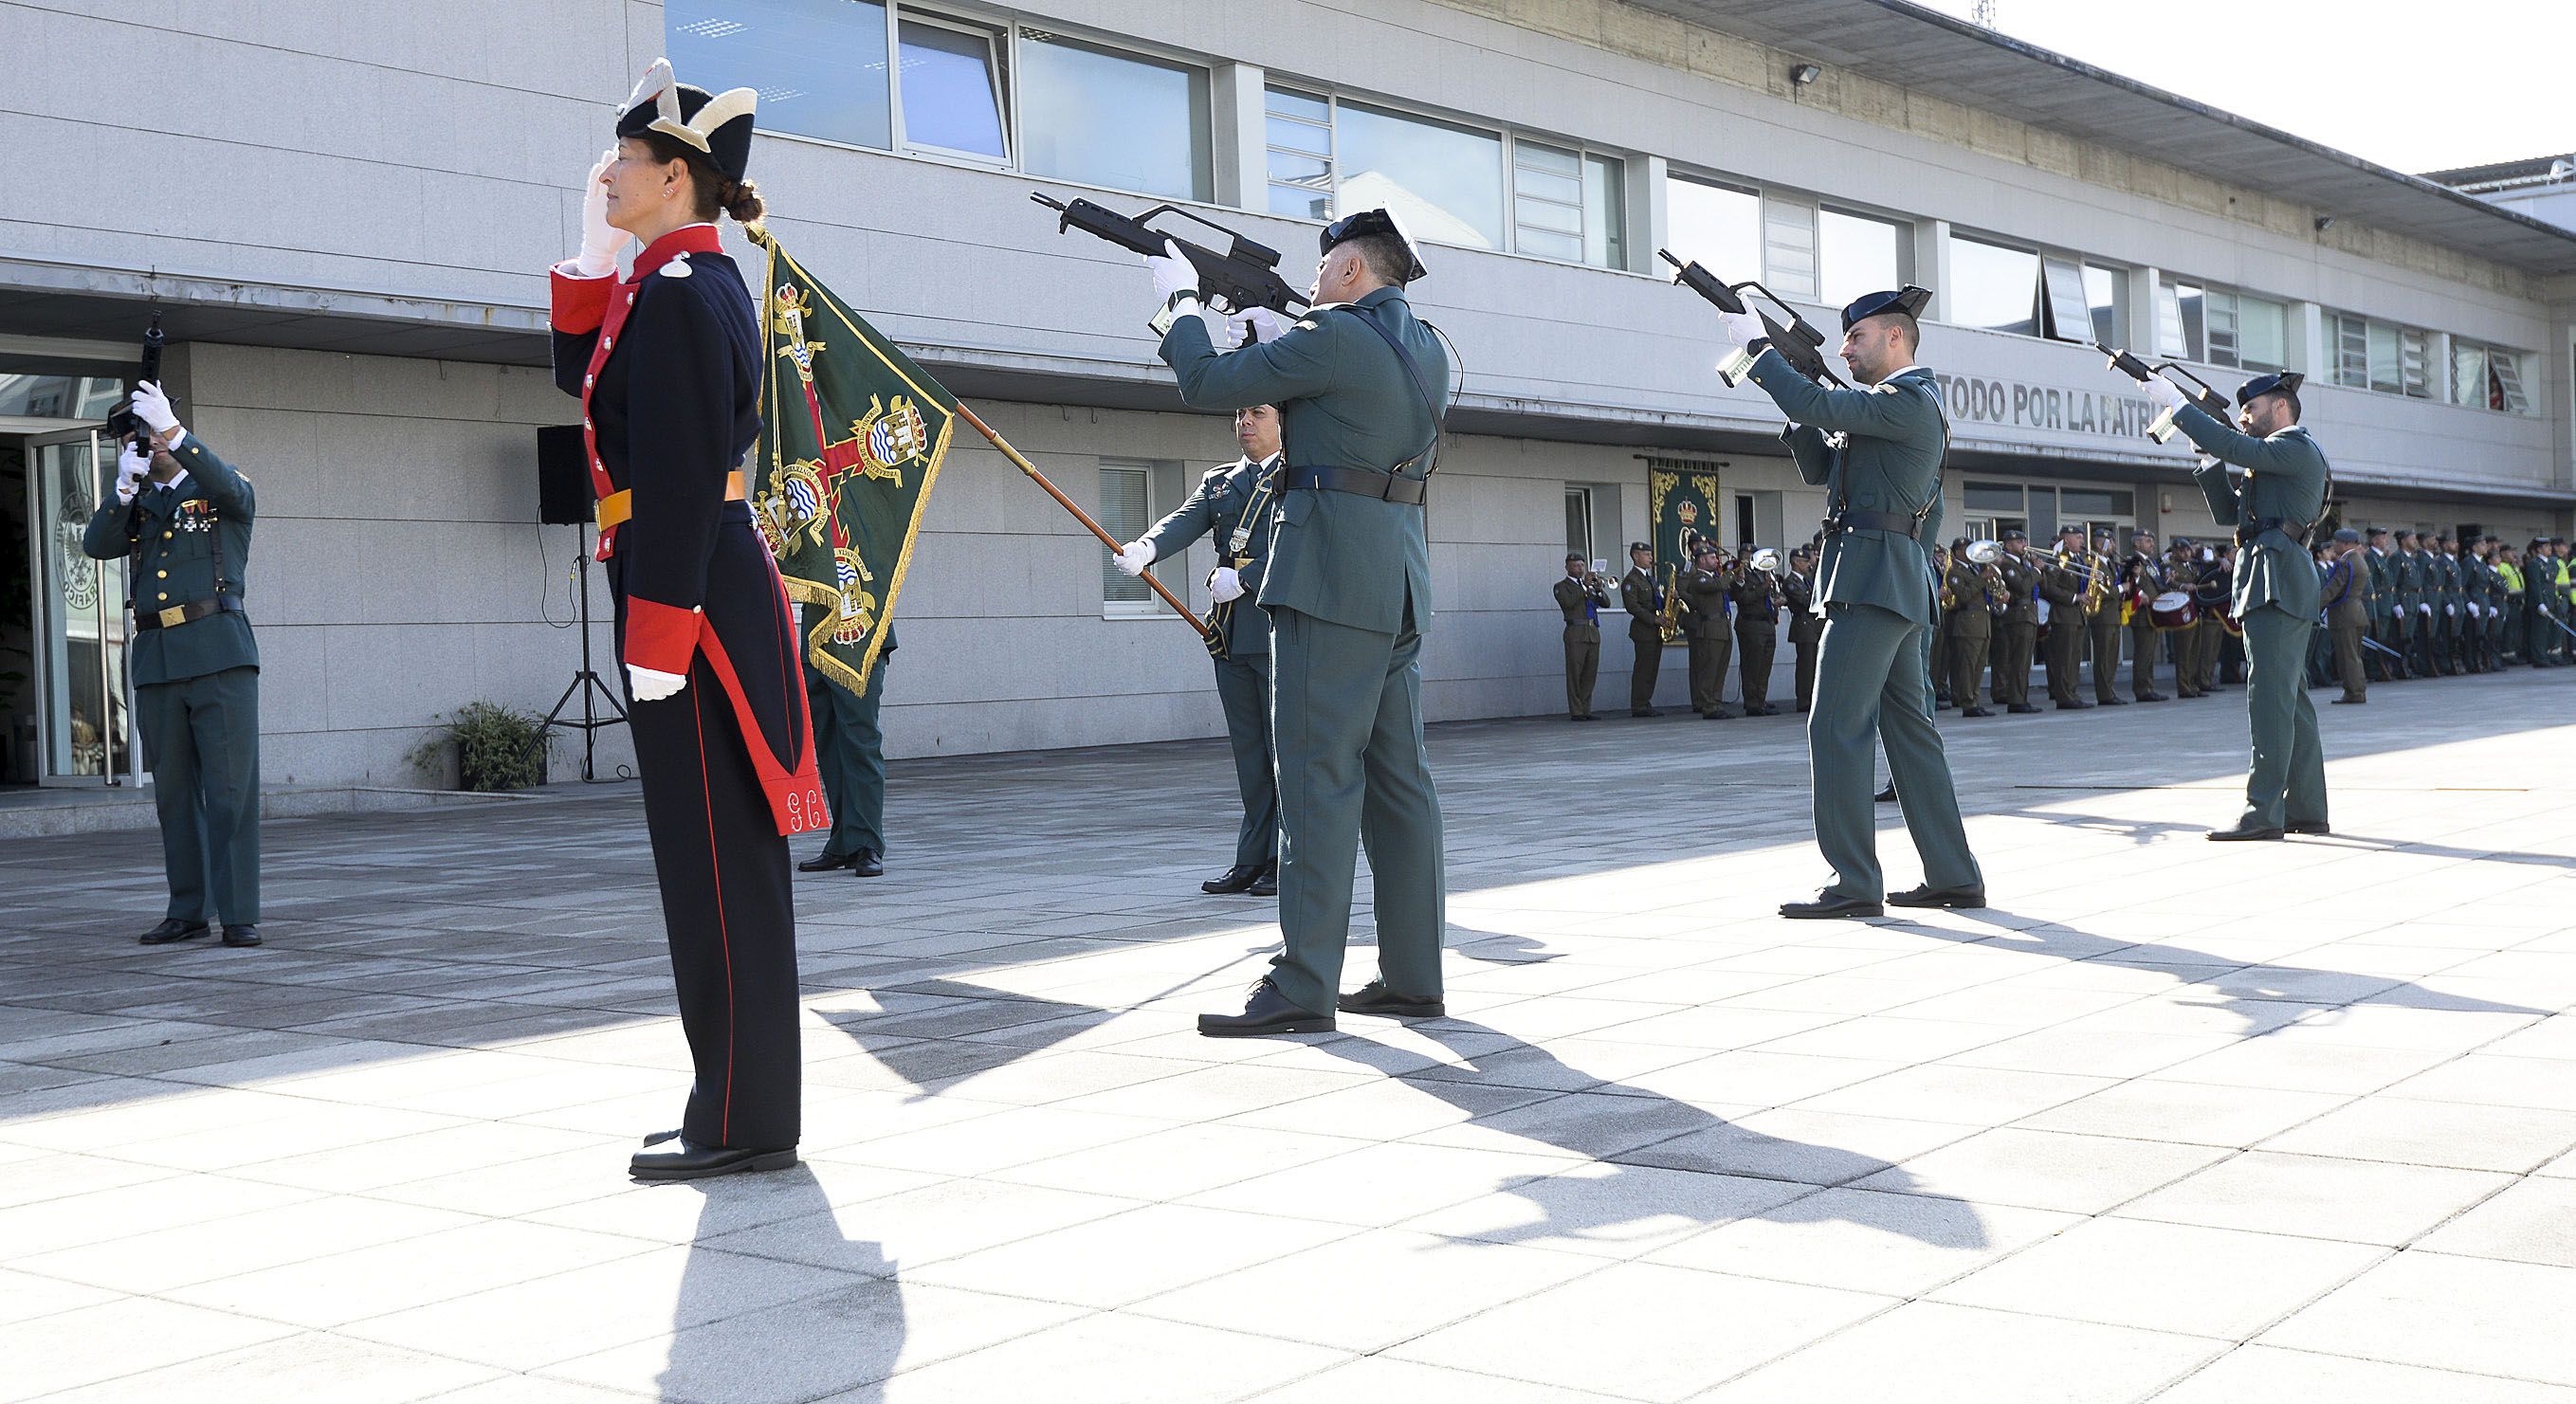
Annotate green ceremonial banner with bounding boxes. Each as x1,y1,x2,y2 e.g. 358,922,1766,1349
1647,462,1722,582
746,228,955,697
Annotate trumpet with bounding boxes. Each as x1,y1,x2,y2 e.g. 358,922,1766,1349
1745,547,1782,574
1963,538,2004,565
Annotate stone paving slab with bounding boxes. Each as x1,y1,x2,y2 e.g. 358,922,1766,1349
2,666,2573,1401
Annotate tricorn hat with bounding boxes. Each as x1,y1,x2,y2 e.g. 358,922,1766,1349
2234,371,2304,407
617,59,758,186
1840,285,1933,334
1320,208,1428,283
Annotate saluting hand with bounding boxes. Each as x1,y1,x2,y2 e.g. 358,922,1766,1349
628,664,686,702
575,148,625,278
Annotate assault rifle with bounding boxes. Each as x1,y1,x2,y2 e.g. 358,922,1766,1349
101,310,166,454
1657,249,1843,388
1034,193,1309,326
2097,343,2228,445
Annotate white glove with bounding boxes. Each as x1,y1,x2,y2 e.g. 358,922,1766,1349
1113,539,1157,577
1237,306,1293,344
130,380,180,436
2140,376,2188,413
1146,239,1199,307
1197,307,1246,352
1713,309,1763,351
2419,602,2431,615
114,444,150,503
627,665,686,702
1209,567,1246,603
575,148,625,277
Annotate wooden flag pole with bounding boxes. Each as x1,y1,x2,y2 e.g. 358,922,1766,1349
954,402,1214,639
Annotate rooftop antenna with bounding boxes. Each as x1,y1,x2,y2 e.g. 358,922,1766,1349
1973,0,1998,26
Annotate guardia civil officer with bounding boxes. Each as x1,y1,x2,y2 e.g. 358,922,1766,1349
1147,210,1451,1034
82,383,262,949
2137,371,2329,840
1117,404,1286,897
551,62,823,1177
1709,287,1983,916
797,622,894,878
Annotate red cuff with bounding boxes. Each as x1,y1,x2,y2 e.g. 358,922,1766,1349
626,597,703,675
551,264,613,334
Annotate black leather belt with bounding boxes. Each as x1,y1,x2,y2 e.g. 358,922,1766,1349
1285,465,1427,505
2236,516,2311,547
136,595,244,630
1825,509,1922,539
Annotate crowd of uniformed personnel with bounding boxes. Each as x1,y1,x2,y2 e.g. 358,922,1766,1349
1554,521,2576,720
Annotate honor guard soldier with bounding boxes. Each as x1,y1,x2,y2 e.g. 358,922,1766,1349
1784,542,1825,711
2124,530,2169,702
2397,531,2436,676
1554,554,1613,720
1940,539,1996,718
1150,208,1452,1035
2494,542,2526,666
2088,531,2128,704
2137,370,2329,841
1730,550,1784,715
1677,541,1737,719
1709,284,1982,916
2476,538,2510,671
2526,538,2555,666
1992,530,2041,712
2431,536,2464,674
83,383,262,949
2037,524,2092,710
798,625,894,878
1120,405,1287,897
2323,529,2368,703
2362,527,2399,680
552,62,822,1178
1619,540,1668,717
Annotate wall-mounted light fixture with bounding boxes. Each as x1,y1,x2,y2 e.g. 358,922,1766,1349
2313,215,2336,232
1789,63,1821,86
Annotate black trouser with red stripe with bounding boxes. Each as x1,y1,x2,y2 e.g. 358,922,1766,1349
613,516,802,1152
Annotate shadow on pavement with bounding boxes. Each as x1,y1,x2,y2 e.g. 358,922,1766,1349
659,1166,903,1404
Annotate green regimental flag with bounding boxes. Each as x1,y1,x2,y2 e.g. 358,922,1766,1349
745,227,954,697
1648,463,1722,584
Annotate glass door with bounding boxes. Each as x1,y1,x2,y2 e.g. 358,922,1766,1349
27,428,137,784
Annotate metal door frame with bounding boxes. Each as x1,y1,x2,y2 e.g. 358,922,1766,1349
21,426,141,787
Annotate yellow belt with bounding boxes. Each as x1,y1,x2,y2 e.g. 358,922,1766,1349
594,470,745,533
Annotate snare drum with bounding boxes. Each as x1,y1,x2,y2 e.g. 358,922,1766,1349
2149,591,2198,630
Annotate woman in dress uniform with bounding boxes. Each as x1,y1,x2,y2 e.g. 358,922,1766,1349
550,61,826,1181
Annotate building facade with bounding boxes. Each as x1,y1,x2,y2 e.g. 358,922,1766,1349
3,0,2570,791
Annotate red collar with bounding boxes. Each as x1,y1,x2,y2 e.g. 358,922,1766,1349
630,224,724,282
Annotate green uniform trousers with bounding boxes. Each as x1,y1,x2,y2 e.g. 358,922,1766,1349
1628,622,1664,711
2330,622,2366,702
1738,620,1777,710
804,659,886,860
2130,620,2163,696
1562,626,1599,718
1685,632,1730,715
1993,622,2036,705
2091,612,2124,702
1946,628,1988,710
1214,652,1279,869
2236,606,2328,831
1269,605,1445,1015
2043,614,2084,704
1809,603,1982,903
139,666,261,924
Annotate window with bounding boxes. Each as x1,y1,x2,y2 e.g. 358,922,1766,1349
2334,314,2368,388
1019,30,1209,199
2366,320,2401,394
897,15,1005,160
2037,257,2090,343
1510,140,1626,266
2235,294,2287,371
1334,100,1506,250
1964,482,2024,514
2157,279,2210,361
1099,463,1153,610
2453,340,2532,413
2332,311,2438,400
1265,87,1333,220
1818,208,1906,310
668,0,893,151
2082,264,2121,346
1948,235,2038,337
1664,174,1761,276
1565,486,1597,559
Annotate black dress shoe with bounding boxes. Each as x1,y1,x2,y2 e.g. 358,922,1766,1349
2100,697,2129,706
642,1128,682,1147
1201,865,1261,895
796,850,850,873
1874,783,1897,804
2331,697,2366,705
1569,713,1598,722
1960,706,1995,718
848,850,884,878
2055,701,2093,710
1337,980,1445,1018
220,924,262,948
2008,702,2042,714
1632,707,1662,718
1198,979,1335,1037
2286,820,2332,835
1247,864,1278,898
1781,892,1883,920
630,1139,797,1182
1888,884,1985,909
138,920,208,946
1749,705,1780,717
2137,692,2168,702
2205,822,2285,842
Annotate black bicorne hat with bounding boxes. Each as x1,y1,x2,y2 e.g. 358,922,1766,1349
1320,208,1428,282
617,59,758,185
1840,285,1933,334
2235,371,2304,407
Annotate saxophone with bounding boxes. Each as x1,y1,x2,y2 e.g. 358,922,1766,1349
1658,563,1684,644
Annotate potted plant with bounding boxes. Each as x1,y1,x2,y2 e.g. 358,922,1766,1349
409,702,552,792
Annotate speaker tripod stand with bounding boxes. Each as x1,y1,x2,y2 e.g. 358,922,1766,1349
543,521,628,781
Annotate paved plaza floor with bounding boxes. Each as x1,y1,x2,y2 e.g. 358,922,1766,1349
4,666,2574,1402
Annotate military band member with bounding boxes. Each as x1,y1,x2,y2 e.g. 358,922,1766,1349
2190,544,2232,695
1151,208,1451,1034
1677,541,1737,719
2363,527,2400,681
1120,404,1286,897
2124,530,2169,702
2087,531,2127,704
798,625,894,878
1710,284,1983,916
1554,552,1613,720
82,383,262,950
2323,529,2367,703
2037,524,2092,710
1926,542,1953,707
1620,540,1667,717
1783,542,1824,712
1940,540,1996,719
2138,370,2329,841
552,63,818,1177
1730,549,1784,716
1992,529,2041,713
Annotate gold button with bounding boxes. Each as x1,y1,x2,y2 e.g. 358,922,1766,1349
156,593,168,602
156,570,167,578
162,532,173,540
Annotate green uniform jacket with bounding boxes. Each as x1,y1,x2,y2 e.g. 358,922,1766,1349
1554,574,1611,634
1994,554,2042,626
1143,453,1280,658
1750,355,1946,629
1160,288,1449,635
2434,553,2463,622
1678,567,1731,639
82,434,259,686
1941,559,1994,641
2323,555,2368,629
2174,407,2327,619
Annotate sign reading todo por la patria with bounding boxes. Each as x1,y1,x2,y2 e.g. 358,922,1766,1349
1931,373,2166,443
